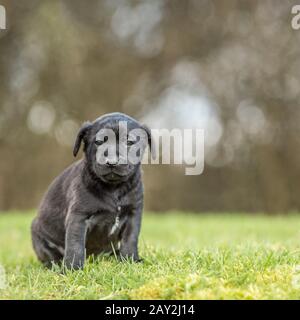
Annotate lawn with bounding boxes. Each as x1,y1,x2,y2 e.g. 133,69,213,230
1,212,300,299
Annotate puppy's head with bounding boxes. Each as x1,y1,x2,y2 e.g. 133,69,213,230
73,113,154,184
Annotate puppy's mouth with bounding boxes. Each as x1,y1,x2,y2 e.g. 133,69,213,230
101,172,127,183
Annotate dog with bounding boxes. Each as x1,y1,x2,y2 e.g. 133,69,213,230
31,112,153,269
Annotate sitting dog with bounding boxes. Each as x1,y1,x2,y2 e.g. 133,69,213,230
31,112,153,269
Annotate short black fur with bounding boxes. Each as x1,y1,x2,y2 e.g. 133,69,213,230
31,112,153,270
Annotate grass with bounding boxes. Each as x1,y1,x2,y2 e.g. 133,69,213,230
1,212,300,299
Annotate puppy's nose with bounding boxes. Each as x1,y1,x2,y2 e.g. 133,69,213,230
105,158,118,167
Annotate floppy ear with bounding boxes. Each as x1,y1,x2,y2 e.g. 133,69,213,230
73,121,92,157
142,124,156,159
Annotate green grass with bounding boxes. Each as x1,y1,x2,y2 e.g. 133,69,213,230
1,212,300,299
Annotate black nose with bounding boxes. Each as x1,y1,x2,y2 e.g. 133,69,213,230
105,159,118,167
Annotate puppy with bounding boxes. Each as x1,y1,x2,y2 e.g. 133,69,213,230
31,112,153,269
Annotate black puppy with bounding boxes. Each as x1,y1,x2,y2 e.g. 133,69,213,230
31,113,153,269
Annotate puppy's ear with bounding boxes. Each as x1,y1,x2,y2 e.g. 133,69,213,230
73,121,92,157
142,124,156,159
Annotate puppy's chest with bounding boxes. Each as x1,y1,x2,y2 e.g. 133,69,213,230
86,203,133,237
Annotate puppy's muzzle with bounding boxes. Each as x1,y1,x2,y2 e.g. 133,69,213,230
105,158,118,168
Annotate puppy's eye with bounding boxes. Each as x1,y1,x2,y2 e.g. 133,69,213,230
95,140,104,146
127,140,135,146
95,136,108,146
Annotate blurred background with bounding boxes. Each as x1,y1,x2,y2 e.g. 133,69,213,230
0,0,299,213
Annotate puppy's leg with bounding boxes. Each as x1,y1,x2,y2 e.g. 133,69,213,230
119,208,142,262
31,220,63,268
64,214,87,270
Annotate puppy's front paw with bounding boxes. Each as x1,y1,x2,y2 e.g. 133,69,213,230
63,256,85,271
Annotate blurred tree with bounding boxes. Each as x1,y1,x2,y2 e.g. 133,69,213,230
0,0,299,213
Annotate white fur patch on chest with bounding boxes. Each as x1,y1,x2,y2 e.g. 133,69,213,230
109,216,120,236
